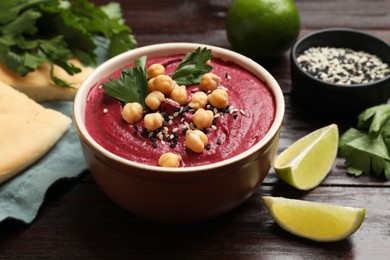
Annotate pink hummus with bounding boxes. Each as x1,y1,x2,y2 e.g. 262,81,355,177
85,55,276,167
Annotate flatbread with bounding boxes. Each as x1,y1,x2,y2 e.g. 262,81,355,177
0,81,72,183
0,58,93,102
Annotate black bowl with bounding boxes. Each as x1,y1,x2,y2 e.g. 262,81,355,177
290,28,390,116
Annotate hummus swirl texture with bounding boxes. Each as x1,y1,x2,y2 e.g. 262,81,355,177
85,55,275,167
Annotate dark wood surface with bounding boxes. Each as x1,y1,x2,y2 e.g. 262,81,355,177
1,0,390,259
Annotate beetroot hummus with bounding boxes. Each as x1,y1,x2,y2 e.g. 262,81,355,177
85,54,275,167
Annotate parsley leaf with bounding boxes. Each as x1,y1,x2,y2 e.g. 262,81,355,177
171,47,213,85
0,0,136,88
101,48,213,109
338,104,390,180
102,56,148,109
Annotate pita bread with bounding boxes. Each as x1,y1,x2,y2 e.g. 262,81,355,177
0,58,93,102
0,81,72,183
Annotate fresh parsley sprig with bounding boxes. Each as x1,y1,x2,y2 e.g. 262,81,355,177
171,47,213,85
102,47,214,109
339,104,390,180
0,0,137,88
102,56,148,109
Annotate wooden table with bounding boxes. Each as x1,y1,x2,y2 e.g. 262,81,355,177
1,0,390,258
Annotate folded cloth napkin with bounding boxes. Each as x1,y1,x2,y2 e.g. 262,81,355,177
0,101,87,224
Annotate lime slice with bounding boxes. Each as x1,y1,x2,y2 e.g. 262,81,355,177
274,124,338,190
262,196,366,242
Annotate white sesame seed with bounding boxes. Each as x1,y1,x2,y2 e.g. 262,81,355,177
172,128,179,133
103,108,108,113
173,112,179,117
211,125,217,130
240,109,246,115
214,113,220,118
218,85,228,91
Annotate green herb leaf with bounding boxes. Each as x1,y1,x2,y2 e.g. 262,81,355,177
102,56,148,109
171,47,213,85
338,104,390,180
0,0,136,87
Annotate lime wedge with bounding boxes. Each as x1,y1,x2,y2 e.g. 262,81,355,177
274,124,338,190
262,196,366,242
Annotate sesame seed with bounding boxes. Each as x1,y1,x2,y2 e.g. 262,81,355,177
211,125,217,131
214,113,220,118
103,108,108,113
297,46,390,85
217,138,222,145
240,109,246,115
172,128,179,133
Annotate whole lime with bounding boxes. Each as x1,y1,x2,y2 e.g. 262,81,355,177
226,0,300,60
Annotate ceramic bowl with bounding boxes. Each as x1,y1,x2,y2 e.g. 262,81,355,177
291,28,390,115
73,43,285,224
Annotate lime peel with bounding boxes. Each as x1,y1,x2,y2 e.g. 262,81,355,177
262,196,366,242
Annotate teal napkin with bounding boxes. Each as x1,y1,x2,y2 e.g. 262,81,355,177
0,101,87,224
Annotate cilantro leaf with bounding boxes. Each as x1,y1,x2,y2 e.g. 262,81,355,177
102,56,148,109
171,47,213,85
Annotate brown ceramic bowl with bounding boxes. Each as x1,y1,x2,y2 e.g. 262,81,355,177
73,43,285,224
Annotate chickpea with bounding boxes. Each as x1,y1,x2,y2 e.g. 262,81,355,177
158,152,182,167
153,75,175,95
148,78,156,92
192,108,214,129
145,91,165,110
188,91,208,109
199,73,221,91
208,88,229,109
185,130,208,153
144,112,164,131
170,85,188,105
147,63,165,79
121,102,143,124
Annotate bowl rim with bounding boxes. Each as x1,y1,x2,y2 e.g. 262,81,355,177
291,27,390,89
73,42,285,173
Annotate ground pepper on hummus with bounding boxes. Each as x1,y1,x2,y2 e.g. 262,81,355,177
85,48,275,167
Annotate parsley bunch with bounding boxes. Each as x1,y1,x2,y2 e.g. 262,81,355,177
339,104,390,180
0,0,136,87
